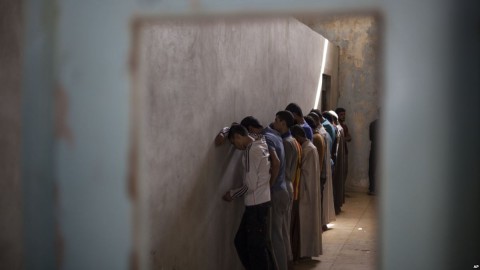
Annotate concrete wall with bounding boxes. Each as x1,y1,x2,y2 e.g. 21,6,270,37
302,15,380,191
138,17,338,269
0,0,23,269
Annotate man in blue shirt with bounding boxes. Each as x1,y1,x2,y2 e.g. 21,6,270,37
285,103,313,141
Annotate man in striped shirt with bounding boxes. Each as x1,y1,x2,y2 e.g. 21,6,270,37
240,116,290,270
223,124,273,270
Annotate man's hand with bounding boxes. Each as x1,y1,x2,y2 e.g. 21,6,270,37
215,127,230,146
222,191,233,202
268,147,280,187
215,132,227,146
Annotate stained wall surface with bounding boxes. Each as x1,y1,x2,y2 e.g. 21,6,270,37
304,16,379,191
0,0,23,269
139,18,338,269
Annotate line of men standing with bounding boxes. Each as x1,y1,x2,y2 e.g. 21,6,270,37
216,103,351,270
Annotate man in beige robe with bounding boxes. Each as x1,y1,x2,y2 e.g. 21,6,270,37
310,109,336,230
291,125,322,258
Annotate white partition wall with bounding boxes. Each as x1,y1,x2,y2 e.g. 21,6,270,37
136,18,337,269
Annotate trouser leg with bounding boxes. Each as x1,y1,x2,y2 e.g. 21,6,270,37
266,206,278,270
246,202,272,270
235,210,252,269
271,189,290,270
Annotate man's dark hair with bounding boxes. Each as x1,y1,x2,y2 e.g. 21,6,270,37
310,109,324,120
276,110,295,128
290,124,306,138
285,103,304,117
304,115,318,130
240,116,263,129
335,107,346,114
227,124,248,140
307,112,320,124
322,112,333,122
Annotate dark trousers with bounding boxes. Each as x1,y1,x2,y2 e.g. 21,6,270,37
235,201,273,270
320,177,326,224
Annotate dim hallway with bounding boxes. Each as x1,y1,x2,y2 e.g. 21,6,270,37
294,192,377,270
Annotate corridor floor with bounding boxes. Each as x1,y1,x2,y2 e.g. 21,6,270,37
294,192,378,270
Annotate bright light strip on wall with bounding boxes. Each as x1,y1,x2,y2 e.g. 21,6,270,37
314,39,329,109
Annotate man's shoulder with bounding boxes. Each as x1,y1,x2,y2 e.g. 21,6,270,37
323,122,333,129
251,139,269,153
264,131,281,141
252,146,270,162
264,126,281,136
302,123,313,133
302,140,314,149
302,142,317,158
283,137,298,147
265,131,284,149
313,133,325,145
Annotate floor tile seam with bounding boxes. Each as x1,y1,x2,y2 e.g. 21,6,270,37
322,231,351,268
340,196,377,261
323,194,373,270
355,195,374,229
332,195,372,263
327,208,362,268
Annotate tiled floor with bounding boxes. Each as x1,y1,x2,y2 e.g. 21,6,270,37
294,192,378,270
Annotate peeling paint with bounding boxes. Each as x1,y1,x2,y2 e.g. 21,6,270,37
127,138,138,202
128,18,142,270
307,15,380,190
54,83,74,146
128,19,141,203
129,19,143,76
0,0,23,268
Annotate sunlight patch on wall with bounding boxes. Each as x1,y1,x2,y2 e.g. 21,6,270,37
314,39,329,109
